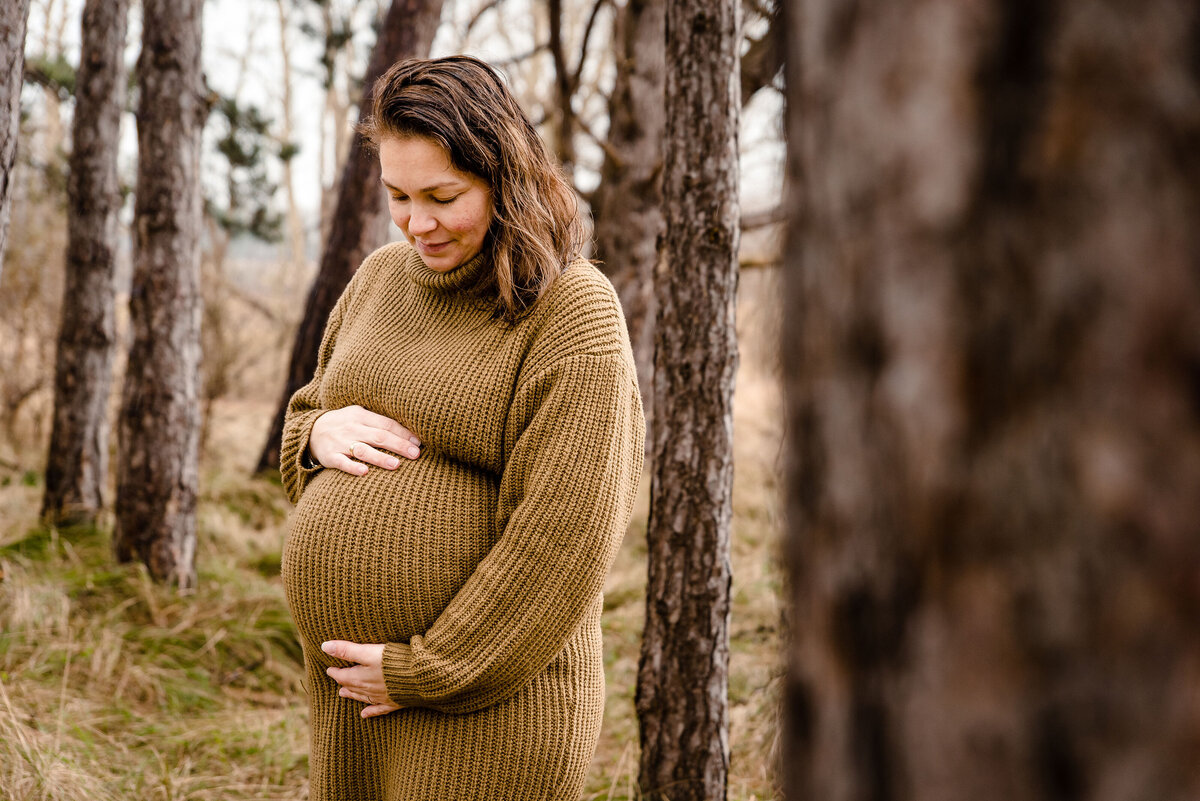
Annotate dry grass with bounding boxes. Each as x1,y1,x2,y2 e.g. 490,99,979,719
0,267,784,800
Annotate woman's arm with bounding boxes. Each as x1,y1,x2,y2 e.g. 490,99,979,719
279,257,423,503
280,294,349,504
378,349,645,714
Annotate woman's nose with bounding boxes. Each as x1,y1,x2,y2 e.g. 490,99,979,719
409,209,437,235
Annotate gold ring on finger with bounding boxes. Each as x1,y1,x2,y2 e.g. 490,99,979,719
349,442,358,459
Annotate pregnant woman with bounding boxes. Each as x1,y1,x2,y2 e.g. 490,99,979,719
279,55,644,800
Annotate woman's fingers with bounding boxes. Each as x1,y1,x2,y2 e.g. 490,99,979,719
327,452,369,476
322,641,399,717
354,422,421,461
310,405,422,475
348,427,420,466
361,702,400,719
347,441,402,469
357,407,422,447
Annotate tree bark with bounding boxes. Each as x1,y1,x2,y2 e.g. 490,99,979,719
0,0,32,283
783,2,1200,800
114,0,206,588
275,0,307,272
255,0,444,475
636,0,739,795
42,0,129,525
591,0,664,436
545,0,575,178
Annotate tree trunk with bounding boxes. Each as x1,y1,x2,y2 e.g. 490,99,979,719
636,0,739,795
0,0,32,282
782,2,1200,800
591,0,664,436
114,0,206,588
255,0,444,475
545,0,575,179
42,0,128,525
275,0,307,273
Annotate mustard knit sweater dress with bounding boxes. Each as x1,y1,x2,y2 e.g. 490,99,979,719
280,241,644,801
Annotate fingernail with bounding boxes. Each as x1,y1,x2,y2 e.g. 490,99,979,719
387,457,399,468
409,436,421,446
321,642,333,654
407,446,419,458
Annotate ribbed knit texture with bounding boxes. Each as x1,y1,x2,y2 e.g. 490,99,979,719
280,242,645,801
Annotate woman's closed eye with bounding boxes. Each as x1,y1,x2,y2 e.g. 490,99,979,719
389,194,458,205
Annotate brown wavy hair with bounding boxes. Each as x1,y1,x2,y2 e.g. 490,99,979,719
361,55,586,322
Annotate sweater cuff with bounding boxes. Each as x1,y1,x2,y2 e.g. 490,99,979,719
280,409,326,502
382,641,422,706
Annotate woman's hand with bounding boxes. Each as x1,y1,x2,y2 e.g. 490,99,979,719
308,405,422,476
322,640,402,719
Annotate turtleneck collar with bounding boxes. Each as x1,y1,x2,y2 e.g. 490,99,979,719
404,245,492,294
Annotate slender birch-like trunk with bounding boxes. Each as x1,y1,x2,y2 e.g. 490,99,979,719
0,0,33,281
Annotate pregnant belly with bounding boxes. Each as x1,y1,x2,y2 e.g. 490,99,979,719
281,451,497,649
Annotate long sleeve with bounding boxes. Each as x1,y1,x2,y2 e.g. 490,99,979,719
381,347,645,714
280,289,350,504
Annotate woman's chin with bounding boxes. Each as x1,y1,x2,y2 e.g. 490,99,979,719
416,249,460,273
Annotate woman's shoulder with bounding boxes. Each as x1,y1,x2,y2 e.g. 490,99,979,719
536,258,623,325
521,258,633,373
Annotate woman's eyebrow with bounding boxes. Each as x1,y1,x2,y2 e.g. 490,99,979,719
380,178,462,193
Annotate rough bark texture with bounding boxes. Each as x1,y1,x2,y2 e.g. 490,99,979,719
636,0,740,795
114,0,205,588
783,2,1200,800
591,0,665,435
0,0,32,282
42,0,129,525
255,0,444,475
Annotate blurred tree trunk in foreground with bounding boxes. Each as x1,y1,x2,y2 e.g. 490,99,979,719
591,0,665,433
782,2,1200,800
0,0,32,281
42,0,129,525
114,0,206,588
636,0,739,795
255,0,444,475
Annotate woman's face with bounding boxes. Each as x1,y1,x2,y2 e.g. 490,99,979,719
379,136,493,273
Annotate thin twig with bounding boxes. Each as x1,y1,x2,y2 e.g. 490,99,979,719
462,0,507,41
571,0,610,89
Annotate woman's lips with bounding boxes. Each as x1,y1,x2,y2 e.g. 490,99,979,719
417,240,451,254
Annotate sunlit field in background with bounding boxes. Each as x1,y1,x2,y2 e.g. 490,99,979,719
0,263,783,800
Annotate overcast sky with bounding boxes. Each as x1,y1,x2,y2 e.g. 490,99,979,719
23,0,782,237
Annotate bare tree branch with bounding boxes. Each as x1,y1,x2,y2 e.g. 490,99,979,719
570,0,609,90
493,41,549,69
462,0,507,41
742,204,784,230
741,10,782,105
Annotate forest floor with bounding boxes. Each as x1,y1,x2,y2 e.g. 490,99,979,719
0,268,784,801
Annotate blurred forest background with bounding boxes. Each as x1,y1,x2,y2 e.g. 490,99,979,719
5,0,1200,800
0,0,783,797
